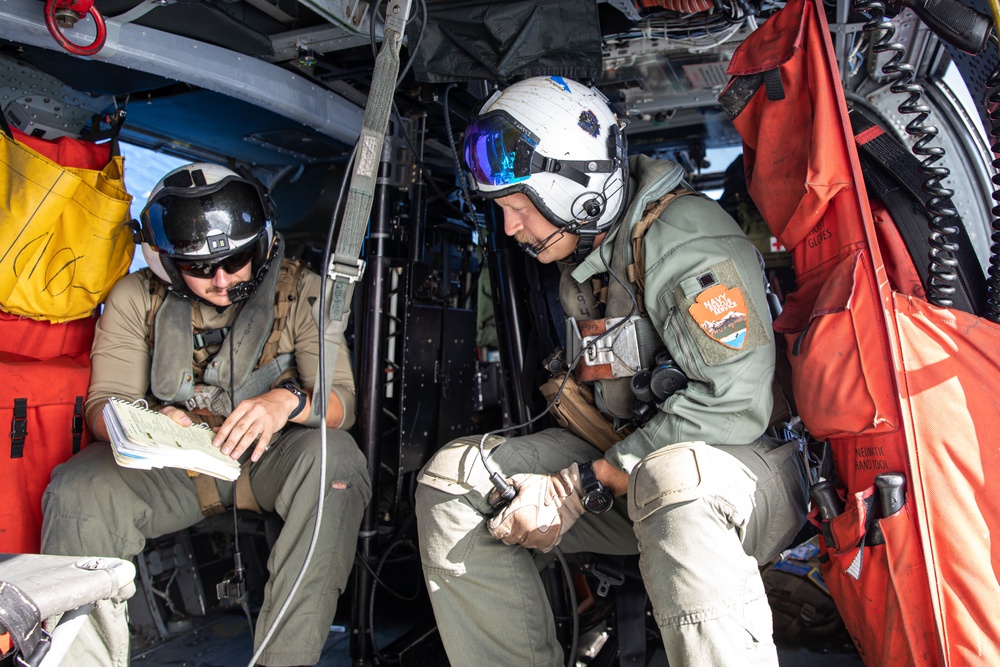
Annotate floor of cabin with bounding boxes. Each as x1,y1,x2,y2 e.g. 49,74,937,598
129,595,865,667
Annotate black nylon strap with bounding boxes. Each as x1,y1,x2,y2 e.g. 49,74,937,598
193,327,229,350
531,153,615,187
10,399,27,459
0,581,44,661
72,397,84,454
763,68,785,101
719,72,764,120
851,110,986,316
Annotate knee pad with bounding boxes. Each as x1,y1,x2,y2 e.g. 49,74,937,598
628,441,758,527
416,435,503,496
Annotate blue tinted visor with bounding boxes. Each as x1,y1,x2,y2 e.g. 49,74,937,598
464,111,540,188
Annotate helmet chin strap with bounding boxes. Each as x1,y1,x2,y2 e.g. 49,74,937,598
571,229,599,261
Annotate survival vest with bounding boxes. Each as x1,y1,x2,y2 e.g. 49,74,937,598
626,189,700,315
140,256,306,416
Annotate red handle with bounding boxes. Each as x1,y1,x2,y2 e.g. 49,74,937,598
43,0,107,57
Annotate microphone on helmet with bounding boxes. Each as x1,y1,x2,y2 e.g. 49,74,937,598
226,250,275,303
521,227,569,258
582,198,602,219
227,281,257,303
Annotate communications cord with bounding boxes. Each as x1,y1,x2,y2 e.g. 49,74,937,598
476,235,639,667
246,143,358,667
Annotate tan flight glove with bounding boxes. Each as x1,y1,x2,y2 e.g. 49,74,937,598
486,463,585,553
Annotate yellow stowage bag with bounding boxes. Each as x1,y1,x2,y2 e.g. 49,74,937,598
0,131,133,322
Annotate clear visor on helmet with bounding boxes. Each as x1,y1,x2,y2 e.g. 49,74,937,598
464,111,540,188
140,177,267,257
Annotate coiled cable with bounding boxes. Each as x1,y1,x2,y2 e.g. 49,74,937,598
855,0,962,307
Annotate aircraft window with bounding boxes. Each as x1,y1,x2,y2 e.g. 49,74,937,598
120,142,189,273
702,145,744,199
943,61,985,144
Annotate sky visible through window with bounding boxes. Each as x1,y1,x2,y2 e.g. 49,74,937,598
120,142,188,273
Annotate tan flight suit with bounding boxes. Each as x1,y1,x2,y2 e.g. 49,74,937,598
41,261,370,667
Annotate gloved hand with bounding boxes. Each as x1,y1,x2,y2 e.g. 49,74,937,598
486,463,585,553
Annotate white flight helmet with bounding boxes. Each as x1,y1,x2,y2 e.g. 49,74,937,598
464,76,629,242
135,162,275,302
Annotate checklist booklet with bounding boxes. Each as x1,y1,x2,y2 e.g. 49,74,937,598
103,397,240,481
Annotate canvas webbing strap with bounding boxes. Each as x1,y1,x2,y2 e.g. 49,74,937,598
235,467,261,513
315,0,412,415
627,189,698,314
190,473,226,517
189,466,260,517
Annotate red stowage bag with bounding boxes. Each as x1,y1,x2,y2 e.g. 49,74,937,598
0,314,95,553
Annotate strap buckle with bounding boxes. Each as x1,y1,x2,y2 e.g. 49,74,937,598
72,396,85,454
327,256,366,284
193,327,230,350
10,398,27,458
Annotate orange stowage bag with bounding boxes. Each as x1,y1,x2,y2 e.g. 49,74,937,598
11,128,113,171
779,250,898,440
891,297,1000,667
0,310,97,358
721,0,1000,663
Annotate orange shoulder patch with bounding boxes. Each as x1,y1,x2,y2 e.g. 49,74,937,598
687,283,748,350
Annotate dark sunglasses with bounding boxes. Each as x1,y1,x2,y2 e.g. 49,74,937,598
174,247,255,278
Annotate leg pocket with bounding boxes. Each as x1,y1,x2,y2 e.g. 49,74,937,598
416,435,502,496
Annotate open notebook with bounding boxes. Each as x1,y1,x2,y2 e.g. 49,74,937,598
103,397,240,481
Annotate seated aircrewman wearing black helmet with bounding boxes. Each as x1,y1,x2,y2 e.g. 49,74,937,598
42,162,371,667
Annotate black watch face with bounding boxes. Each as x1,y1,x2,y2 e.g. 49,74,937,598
583,490,614,514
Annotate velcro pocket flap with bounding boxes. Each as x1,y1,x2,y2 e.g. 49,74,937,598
628,441,707,522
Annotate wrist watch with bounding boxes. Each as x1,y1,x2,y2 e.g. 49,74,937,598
277,380,307,420
577,460,614,514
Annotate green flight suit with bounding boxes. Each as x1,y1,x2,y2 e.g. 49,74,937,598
415,156,809,666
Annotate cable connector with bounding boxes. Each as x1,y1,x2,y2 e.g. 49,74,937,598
217,576,247,603
487,472,516,513
217,552,248,604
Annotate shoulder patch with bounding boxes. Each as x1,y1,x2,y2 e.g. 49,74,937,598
672,258,769,366
688,283,748,350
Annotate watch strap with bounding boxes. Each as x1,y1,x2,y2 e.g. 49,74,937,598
578,459,604,495
278,380,307,420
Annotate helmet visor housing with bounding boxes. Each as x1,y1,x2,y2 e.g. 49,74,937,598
141,177,268,259
464,111,539,188
463,76,628,234
138,162,276,302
